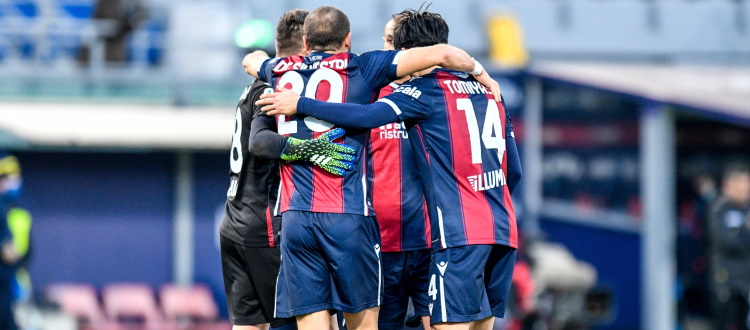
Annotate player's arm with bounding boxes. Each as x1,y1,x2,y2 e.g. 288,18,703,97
395,45,500,101
247,116,357,176
248,115,287,159
505,114,522,194
256,86,400,129
242,50,270,79
395,44,472,76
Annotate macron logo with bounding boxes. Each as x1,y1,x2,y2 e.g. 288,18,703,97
436,261,448,276
374,244,381,256
429,303,434,314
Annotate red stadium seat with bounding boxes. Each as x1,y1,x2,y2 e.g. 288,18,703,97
46,283,110,329
159,283,231,330
102,283,164,329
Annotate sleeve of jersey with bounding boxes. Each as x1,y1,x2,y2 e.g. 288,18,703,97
248,115,287,159
257,58,277,83
357,50,403,90
296,97,399,129
505,113,522,194
379,90,431,123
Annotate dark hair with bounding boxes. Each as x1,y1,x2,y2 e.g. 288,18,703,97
276,9,309,57
724,161,750,181
392,6,449,50
303,6,350,52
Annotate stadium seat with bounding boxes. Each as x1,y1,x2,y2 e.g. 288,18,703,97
45,283,118,330
159,283,231,330
102,283,164,329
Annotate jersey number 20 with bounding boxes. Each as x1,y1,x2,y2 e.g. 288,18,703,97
276,68,343,135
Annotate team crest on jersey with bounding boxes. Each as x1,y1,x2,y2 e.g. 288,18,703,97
377,122,409,140
467,169,507,192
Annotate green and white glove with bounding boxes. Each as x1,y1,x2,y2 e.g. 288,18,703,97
280,128,357,176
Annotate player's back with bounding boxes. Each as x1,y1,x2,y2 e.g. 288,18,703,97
221,79,280,247
257,50,401,215
388,69,520,251
370,83,430,252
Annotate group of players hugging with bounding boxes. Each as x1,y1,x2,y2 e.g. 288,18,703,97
219,5,521,330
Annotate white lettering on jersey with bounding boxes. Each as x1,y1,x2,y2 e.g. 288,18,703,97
467,169,507,192
273,57,349,73
442,80,491,95
394,85,422,99
376,122,409,140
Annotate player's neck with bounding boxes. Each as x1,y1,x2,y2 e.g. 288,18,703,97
412,66,439,78
310,45,350,55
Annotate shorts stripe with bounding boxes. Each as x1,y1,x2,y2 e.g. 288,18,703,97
439,275,447,322
377,247,382,306
437,206,447,249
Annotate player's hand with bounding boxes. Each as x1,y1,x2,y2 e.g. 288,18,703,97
256,85,300,116
242,50,269,76
473,71,502,103
280,128,357,176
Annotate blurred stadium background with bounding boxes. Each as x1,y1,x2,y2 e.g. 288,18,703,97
1,0,749,329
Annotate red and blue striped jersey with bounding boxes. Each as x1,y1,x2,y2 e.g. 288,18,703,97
378,69,521,250
258,51,402,215
369,84,431,252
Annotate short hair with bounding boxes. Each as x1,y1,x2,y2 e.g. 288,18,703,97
276,9,309,57
392,7,449,50
304,6,350,52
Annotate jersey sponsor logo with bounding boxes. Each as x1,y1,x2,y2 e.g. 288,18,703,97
467,168,507,192
441,79,491,95
394,85,422,99
376,122,409,140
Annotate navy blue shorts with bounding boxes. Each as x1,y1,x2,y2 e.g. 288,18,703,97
428,245,516,325
275,211,382,318
379,249,431,329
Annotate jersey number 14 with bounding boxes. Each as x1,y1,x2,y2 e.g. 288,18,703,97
456,98,506,165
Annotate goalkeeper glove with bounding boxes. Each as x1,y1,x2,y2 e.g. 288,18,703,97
280,128,357,176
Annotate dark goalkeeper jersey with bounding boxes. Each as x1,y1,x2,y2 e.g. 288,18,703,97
220,79,281,247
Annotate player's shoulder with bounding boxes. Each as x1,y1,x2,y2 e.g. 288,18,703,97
266,55,308,75
237,79,271,112
245,79,272,100
428,68,473,81
351,50,399,63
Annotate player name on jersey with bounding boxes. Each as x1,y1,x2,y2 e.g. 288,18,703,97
442,79,491,95
467,168,507,192
272,57,349,72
